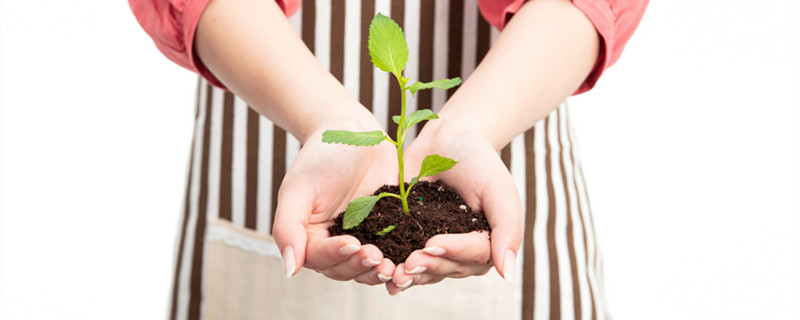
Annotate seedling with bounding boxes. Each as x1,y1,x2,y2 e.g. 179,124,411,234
322,13,461,231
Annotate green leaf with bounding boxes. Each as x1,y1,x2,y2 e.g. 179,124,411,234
410,176,419,185
343,195,381,229
368,13,408,77
402,109,438,130
418,154,457,178
392,110,438,131
375,224,397,236
408,78,462,95
322,130,386,146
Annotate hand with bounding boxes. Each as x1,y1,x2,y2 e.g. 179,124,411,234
271,114,399,285
384,123,523,294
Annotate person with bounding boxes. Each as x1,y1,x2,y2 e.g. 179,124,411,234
130,0,647,319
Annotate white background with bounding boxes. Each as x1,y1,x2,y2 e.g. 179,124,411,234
1,0,798,319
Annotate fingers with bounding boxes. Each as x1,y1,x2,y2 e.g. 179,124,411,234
386,263,447,295
353,258,396,285
422,232,491,265
317,243,384,281
385,232,493,294
271,181,313,279
388,258,489,293
480,167,523,284
303,234,363,271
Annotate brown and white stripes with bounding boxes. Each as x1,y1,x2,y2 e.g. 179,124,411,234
169,0,609,319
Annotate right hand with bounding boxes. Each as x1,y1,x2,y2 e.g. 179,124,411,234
271,114,400,285
384,120,523,294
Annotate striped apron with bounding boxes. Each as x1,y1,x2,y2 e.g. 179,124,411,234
170,0,609,319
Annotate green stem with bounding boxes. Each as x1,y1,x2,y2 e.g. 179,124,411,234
385,138,398,146
395,75,409,214
378,192,403,200
406,180,418,196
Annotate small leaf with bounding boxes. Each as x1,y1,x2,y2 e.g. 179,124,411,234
418,154,457,178
368,13,408,77
402,109,438,131
408,78,462,95
375,224,397,236
410,176,419,185
343,195,381,229
393,110,438,131
322,130,386,146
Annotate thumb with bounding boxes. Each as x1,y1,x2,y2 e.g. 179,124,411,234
482,171,523,285
271,180,313,279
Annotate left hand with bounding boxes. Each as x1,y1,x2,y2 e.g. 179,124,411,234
383,123,523,295
271,113,400,285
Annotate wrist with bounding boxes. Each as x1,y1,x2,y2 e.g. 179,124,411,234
415,115,498,153
298,99,383,144
419,107,509,152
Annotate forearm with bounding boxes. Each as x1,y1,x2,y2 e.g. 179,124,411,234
195,0,378,143
428,0,600,150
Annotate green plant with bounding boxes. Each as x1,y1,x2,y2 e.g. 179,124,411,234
322,13,461,231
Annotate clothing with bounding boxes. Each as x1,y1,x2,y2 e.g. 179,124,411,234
130,0,647,319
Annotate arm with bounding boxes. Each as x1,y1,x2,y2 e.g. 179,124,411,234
131,0,375,143
434,0,600,150
480,0,650,95
195,0,374,143
388,0,642,293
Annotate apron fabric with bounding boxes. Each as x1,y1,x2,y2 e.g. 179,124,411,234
169,0,609,319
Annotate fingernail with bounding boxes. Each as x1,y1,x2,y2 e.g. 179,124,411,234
282,246,296,279
396,279,413,289
422,246,446,256
338,243,360,256
377,273,392,282
405,266,427,275
362,258,381,267
503,249,516,285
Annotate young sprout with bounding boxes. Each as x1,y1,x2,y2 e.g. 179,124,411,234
322,13,461,231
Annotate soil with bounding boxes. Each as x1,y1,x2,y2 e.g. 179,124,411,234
329,180,491,264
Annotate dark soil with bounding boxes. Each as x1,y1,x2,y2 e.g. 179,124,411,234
329,180,491,264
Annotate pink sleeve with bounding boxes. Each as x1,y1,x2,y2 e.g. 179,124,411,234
478,0,649,95
129,0,300,89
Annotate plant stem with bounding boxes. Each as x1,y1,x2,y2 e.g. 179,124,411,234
395,75,410,214
378,192,403,200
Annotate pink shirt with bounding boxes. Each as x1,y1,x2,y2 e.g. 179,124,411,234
130,0,648,94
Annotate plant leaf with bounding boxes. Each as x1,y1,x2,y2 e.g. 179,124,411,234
408,78,462,95
322,130,386,146
375,224,397,236
402,109,438,131
410,176,419,185
418,154,457,178
368,13,408,77
343,195,381,229
392,110,438,131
